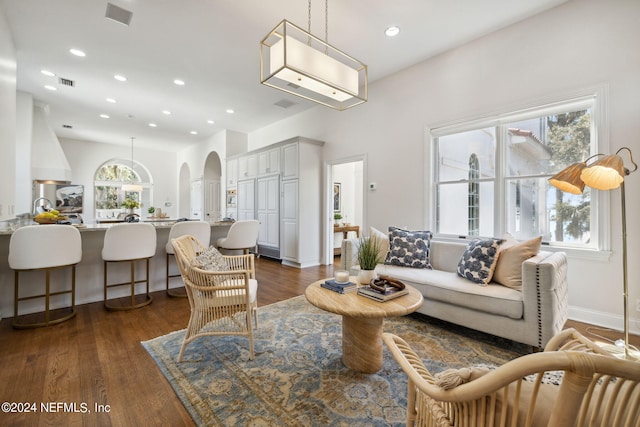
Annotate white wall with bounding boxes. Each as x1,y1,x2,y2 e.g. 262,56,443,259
247,0,640,333
60,138,179,222
0,8,16,222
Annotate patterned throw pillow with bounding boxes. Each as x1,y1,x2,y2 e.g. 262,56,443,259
384,227,433,269
456,238,504,285
192,245,229,271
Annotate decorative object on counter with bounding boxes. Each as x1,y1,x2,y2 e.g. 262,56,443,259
33,209,68,224
121,197,142,215
148,206,155,215
55,184,83,214
356,236,380,285
148,207,168,219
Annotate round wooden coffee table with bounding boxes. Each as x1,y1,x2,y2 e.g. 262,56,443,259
305,278,423,374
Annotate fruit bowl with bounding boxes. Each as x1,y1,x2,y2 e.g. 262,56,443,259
34,216,67,224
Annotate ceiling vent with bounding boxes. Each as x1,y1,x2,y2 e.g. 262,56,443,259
62,124,73,129
287,82,301,90
274,99,297,109
58,77,74,87
105,3,133,26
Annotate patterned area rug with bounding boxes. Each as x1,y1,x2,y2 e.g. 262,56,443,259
142,295,529,426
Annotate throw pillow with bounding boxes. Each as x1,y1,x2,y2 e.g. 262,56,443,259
369,226,390,264
384,226,433,269
456,238,504,285
192,245,229,271
493,236,542,290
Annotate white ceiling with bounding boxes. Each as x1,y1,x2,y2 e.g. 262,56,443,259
1,0,568,152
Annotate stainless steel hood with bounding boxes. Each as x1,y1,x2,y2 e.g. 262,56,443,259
31,103,72,184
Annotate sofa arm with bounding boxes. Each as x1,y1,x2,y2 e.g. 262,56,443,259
522,251,569,348
340,237,361,273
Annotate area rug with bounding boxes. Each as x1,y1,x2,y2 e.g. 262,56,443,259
142,295,529,426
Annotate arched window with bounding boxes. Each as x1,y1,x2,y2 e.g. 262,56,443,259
468,154,480,236
94,159,152,219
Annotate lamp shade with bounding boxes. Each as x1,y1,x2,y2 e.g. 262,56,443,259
260,20,367,110
122,183,143,192
548,162,587,194
580,154,625,190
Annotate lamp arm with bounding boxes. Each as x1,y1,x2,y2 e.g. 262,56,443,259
616,147,637,175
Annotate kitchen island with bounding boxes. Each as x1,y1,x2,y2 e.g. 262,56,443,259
0,221,232,320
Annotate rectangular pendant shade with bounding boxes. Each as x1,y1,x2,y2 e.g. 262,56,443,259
260,20,367,110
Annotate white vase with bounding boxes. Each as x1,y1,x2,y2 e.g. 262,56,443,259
357,269,377,286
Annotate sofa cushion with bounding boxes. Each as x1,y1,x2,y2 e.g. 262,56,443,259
375,264,523,319
493,236,542,290
384,226,433,269
370,226,390,264
457,238,504,285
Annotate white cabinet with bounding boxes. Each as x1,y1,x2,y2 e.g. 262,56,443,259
257,175,280,257
237,179,256,221
238,154,257,179
190,179,203,219
281,143,298,180
226,158,238,186
258,147,280,176
280,138,324,268
281,179,298,261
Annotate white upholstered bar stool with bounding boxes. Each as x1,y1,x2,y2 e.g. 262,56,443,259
216,220,259,255
102,223,156,310
8,224,82,329
165,220,211,297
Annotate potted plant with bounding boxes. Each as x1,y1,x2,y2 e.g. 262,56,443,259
356,237,380,285
333,212,343,226
121,198,141,214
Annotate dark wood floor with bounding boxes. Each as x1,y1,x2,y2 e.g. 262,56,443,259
0,256,636,426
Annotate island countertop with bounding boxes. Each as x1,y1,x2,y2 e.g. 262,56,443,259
0,221,234,319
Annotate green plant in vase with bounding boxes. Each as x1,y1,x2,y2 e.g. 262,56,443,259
333,212,343,226
356,237,381,285
121,198,141,210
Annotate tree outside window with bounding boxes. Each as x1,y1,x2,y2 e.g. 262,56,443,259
94,160,150,219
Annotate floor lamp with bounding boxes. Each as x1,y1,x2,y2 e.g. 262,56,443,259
549,147,637,359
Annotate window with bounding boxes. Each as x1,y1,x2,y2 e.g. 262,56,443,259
94,159,151,219
432,97,596,248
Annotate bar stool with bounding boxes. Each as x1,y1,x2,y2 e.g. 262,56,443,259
165,221,211,297
8,224,82,329
102,223,156,310
216,220,259,254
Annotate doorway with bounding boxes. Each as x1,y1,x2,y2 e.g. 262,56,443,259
325,156,366,265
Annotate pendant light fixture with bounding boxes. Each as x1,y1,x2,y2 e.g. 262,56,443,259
121,136,143,192
260,0,367,110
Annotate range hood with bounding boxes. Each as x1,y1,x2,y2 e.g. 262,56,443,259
31,103,72,184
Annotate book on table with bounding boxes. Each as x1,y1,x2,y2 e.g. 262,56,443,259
321,279,358,294
357,285,409,302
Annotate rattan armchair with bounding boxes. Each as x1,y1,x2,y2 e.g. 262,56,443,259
171,235,258,362
383,328,640,427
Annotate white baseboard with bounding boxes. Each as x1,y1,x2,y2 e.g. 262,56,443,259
568,305,640,335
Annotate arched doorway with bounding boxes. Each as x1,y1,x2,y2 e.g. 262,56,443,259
203,152,222,221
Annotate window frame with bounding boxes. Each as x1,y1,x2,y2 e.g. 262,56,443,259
425,89,612,255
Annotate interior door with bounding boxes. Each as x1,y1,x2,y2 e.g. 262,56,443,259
190,179,203,219
204,178,220,221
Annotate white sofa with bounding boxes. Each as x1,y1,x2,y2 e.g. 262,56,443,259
340,237,568,348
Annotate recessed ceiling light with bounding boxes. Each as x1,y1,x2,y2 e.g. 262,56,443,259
385,26,400,37
162,110,171,115
190,130,198,135
44,85,57,91
69,48,86,57
106,98,117,103
226,109,235,114
173,79,185,86
148,123,157,127
100,114,110,119
41,69,55,77
114,74,127,82
207,120,215,125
